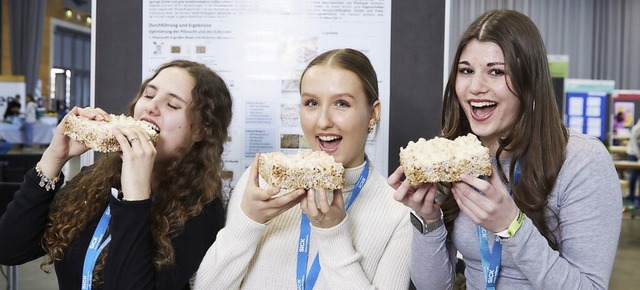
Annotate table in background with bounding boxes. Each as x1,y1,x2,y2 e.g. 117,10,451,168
614,160,640,170
0,122,56,145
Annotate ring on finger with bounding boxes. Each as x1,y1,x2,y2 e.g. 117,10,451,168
129,137,140,144
315,214,325,222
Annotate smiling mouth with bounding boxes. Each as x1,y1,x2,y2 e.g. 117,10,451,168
470,101,497,120
318,135,342,152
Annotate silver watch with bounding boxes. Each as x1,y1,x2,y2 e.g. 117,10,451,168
410,211,444,234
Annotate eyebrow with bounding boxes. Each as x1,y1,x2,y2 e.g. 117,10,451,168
147,84,188,104
300,93,356,100
457,60,505,67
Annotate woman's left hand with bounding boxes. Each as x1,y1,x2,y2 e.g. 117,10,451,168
452,167,519,233
300,188,346,228
113,125,157,201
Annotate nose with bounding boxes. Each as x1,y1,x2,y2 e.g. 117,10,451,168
317,105,333,129
468,73,488,95
144,97,160,116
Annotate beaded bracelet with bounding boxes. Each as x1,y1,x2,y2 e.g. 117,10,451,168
35,163,61,191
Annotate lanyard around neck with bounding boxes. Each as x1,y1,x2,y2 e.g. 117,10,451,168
476,161,521,290
296,160,369,290
81,204,112,290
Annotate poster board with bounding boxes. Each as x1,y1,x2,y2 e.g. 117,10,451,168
564,79,615,142
612,90,640,140
141,1,392,186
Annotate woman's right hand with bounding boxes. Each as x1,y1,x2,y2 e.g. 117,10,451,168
241,154,306,224
388,166,441,221
39,107,109,178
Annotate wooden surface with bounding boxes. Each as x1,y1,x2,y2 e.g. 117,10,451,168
610,146,628,154
614,160,640,170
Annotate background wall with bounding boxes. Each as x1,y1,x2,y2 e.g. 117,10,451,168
94,0,446,174
0,0,91,108
448,0,640,90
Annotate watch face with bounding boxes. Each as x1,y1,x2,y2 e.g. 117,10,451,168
410,212,424,233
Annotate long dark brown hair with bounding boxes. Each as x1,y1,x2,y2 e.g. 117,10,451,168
41,60,233,279
440,10,568,249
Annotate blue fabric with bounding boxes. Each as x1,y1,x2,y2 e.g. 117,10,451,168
23,122,34,147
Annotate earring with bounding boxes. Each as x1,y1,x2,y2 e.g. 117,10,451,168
368,120,377,133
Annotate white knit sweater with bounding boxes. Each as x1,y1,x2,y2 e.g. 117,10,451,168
194,160,412,289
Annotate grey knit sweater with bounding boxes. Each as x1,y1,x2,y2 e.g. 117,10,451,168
410,131,622,290
194,160,412,289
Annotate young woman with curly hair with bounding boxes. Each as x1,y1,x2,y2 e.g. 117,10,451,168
0,59,233,289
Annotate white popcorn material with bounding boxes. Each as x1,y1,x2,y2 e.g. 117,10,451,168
64,114,159,152
399,133,492,186
259,150,345,190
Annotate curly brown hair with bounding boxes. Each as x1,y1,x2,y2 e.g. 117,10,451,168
40,60,233,281
440,10,568,249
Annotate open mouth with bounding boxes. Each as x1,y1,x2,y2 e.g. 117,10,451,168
317,135,342,153
470,101,497,120
141,118,160,133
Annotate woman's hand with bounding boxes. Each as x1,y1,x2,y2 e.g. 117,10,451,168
300,188,346,228
241,154,306,224
113,125,156,201
388,166,441,221
39,107,107,179
451,167,519,232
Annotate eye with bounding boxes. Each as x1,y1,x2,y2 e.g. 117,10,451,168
143,94,155,99
458,67,473,75
168,102,180,109
304,99,318,107
335,100,350,108
489,69,505,76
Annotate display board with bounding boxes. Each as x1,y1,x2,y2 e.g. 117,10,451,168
612,90,640,137
564,79,615,141
93,0,446,180
142,0,392,186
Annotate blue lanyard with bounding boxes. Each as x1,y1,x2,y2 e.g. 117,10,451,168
296,160,369,290
82,204,112,290
476,161,521,290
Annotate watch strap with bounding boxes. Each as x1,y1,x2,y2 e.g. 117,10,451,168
410,210,444,234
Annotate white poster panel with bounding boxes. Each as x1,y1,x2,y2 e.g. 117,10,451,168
142,0,391,187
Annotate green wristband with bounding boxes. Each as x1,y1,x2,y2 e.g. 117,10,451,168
495,209,525,239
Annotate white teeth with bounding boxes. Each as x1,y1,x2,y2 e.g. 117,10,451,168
318,135,340,141
470,101,496,107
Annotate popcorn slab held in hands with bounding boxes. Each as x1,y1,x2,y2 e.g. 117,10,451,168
399,133,492,186
258,150,345,190
64,114,160,152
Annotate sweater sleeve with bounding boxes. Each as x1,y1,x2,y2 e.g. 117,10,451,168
193,166,268,289
0,168,63,265
102,195,225,289
409,224,457,290
502,135,621,289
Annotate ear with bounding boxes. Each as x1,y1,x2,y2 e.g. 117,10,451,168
370,100,381,125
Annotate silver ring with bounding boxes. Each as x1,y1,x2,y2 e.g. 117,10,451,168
315,214,325,222
129,137,140,144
